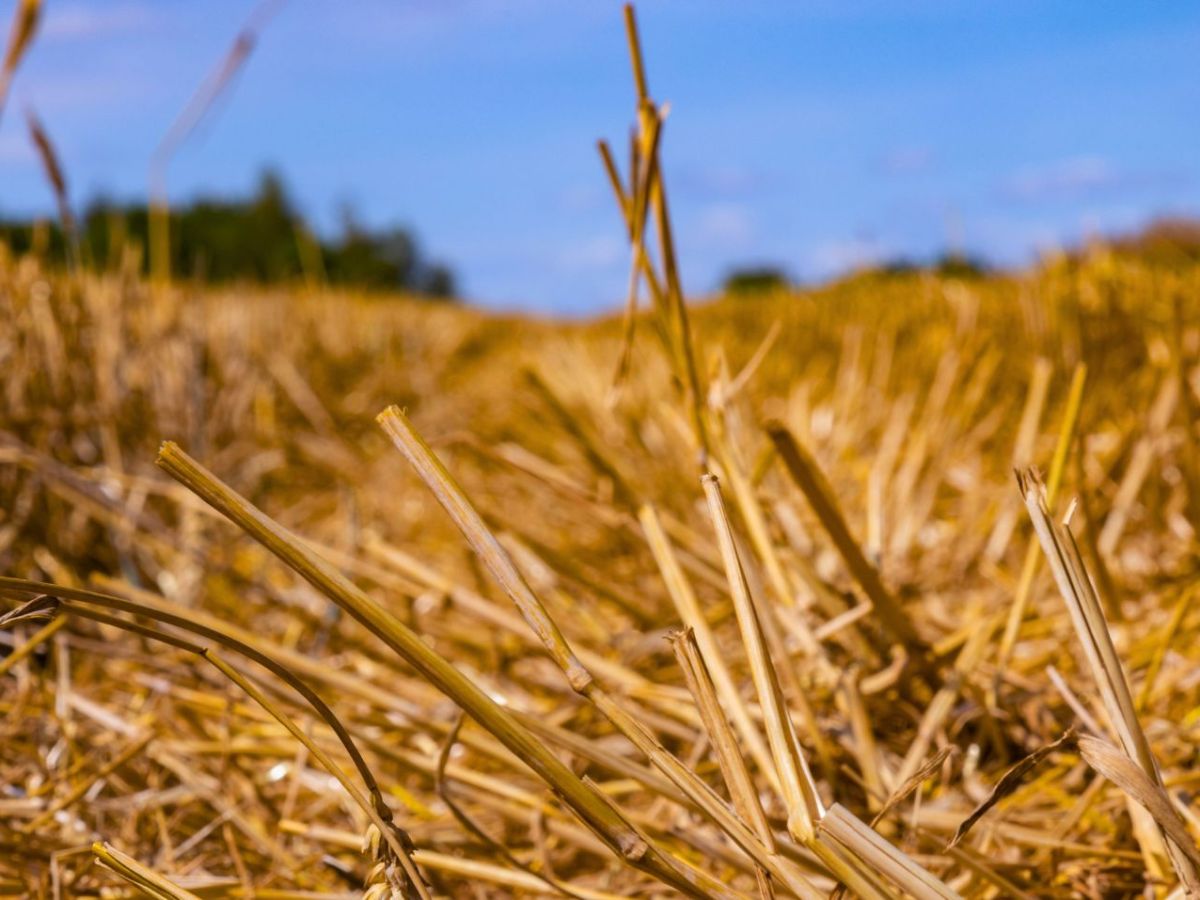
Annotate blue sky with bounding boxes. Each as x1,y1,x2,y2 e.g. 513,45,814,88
2,1,1199,314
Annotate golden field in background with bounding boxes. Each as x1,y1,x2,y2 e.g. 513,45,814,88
3,245,1200,897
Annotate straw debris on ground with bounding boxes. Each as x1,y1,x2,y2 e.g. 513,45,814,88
4,4,1200,898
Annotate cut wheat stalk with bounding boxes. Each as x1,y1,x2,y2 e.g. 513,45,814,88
93,842,201,900
710,414,822,657
377,404,833,898
701,472,824,842
705,471,964,898
765,422,924,652
819,805,961,900
1098,374,1179,558
611,3,710,464
640,504,778,790
670,627,779,897
706,417,836,779
995,362,1087,671
0,611,64,678
1018,468,1200,894
985,356,1053,561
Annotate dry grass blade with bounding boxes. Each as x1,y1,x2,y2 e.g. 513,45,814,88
609,3,709,463
1019,468,1200,892
947,729,1075,849
870,746,956,829
1077,735,1200,869
0,592,59,626
699,478,946,900
605,114,663,393
711,414,823,658
1137,586,1191,711
523,369,637,508
434,713,592,900
718,320,782,407
199,649,430,899
765,421,923,651
0,584,428,892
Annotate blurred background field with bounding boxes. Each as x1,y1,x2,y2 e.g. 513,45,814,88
6,1,1200,898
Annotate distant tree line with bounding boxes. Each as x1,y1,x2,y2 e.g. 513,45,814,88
720,218,1200,298
721,252,989,296
0,170,456,298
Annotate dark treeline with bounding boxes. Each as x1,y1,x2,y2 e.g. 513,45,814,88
0,170,456,298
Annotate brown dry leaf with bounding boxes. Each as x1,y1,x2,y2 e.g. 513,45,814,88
948,729,1076,850
871,746,957,828
1078,735,1200,869
0,593,60,627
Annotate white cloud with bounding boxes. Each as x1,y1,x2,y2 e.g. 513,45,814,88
557,182,605,214
678,164,766,197
805,236,879,276
556,234,624,271
17,72,157,114
879,146,934,175
1004,156,1118,200
40,2,158,41
0,134,35,165
999,156,1186,203
696,202,753,247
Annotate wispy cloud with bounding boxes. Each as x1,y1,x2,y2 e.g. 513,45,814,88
676,164,771,198
556,182,606,214
19,72,159,114
695,203,754,247
805,234,879,276
878,145,934,175
556,234,624,271
41,2,159,41
0,134,35,165
1000,156,1187,202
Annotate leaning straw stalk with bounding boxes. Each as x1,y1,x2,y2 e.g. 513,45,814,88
154,440,736,899
377,405,833,897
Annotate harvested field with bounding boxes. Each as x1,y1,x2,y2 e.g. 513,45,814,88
4,245,1200,897
5,3,1200,898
